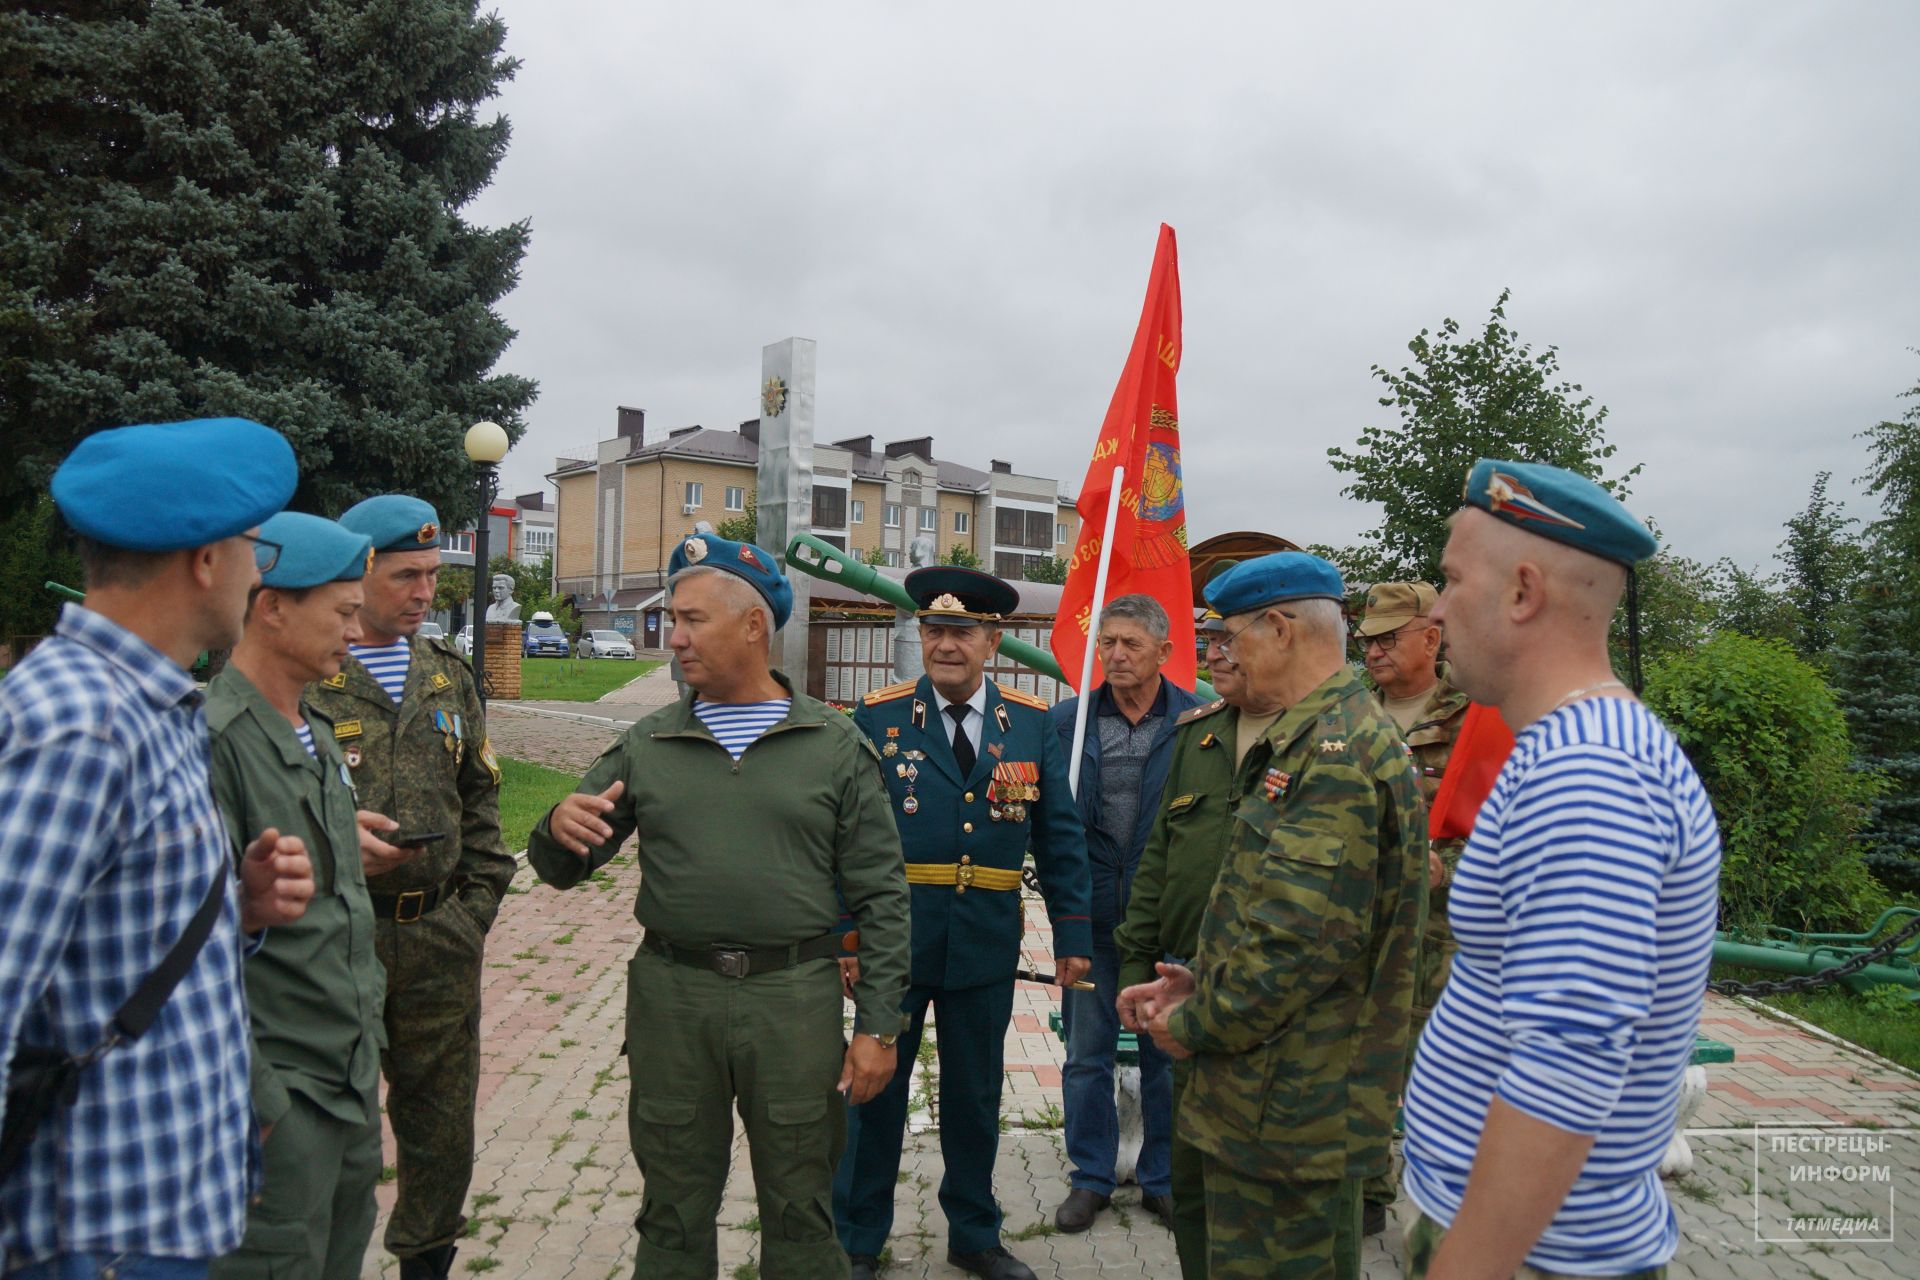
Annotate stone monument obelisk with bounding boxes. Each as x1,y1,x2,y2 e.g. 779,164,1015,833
756,338,816,688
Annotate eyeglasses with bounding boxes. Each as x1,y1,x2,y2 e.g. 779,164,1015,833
1357,622,1430,653
241,534,282,574
1205,610,1293,663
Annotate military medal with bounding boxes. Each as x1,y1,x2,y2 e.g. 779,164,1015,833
344,745,362,768
902,793,919,815
882,742,899,758
1262,768,1290,802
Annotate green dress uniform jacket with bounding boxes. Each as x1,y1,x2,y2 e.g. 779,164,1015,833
1166,665,1428,1183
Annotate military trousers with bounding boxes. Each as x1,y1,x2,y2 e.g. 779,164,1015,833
1201,1156,1362,1280
1367,882,1453,1212
375,894,487,1259
1402,1212,1667,1279
209,1093,381,1280
1167,1060,1208,1279
833,980,1016,1257
625,949,850,1280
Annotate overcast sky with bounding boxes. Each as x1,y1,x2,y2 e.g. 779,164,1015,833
469,1,1920,573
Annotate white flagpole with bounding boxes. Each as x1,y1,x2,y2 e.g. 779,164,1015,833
1068,464,1127,798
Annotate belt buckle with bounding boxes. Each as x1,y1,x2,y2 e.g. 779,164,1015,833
712,948,750,979
955,863,976,893
395,890,426,924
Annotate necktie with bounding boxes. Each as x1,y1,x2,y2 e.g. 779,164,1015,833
946,703,976,775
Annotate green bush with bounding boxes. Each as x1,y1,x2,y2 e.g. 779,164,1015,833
1644,633,1888,932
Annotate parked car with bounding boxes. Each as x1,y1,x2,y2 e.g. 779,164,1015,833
579,629,637,660
454,624,473,656
522,610,570,658
417,621,445,640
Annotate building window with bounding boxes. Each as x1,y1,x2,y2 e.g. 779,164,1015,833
954,511,970,534
725,486,745,512
994,551,1026,580
884,503,901,528
684,481,703,508
993,508,1054,550
902,469,921,488
812,486,847,530
442,530,474,554
917,507,937,532
884,549,902,567
851,499,865,524
1057,522,1069,545
517,526,555,565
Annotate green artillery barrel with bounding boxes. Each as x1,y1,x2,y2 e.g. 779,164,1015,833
1712,936,1920,995
784,533,1214,697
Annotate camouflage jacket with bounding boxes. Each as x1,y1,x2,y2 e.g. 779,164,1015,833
306,635,515,929
1167,664,1428,1182
1404,665,1471,881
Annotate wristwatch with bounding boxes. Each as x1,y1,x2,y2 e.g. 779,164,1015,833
863,1031,899,1049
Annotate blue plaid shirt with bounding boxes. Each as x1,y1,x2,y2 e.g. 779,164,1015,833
0,605,254,1264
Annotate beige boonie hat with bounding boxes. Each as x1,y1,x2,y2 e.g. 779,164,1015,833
1355,581,1437,637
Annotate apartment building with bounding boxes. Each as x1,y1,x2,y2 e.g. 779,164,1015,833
551,407,1081,636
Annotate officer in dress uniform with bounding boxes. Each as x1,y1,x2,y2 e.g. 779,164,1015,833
833,567,1095,1280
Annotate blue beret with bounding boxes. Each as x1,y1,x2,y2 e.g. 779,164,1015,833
1463,459,1657,566
258,512,373,589
338,494,442,553
668,533,793,629
51,418,296,552
1204,551,1344,616
905,566,1019,626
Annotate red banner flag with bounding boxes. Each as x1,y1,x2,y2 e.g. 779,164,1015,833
1051,224,1195,693
1427,702,1516,841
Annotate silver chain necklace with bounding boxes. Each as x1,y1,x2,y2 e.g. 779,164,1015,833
1550,679,1629,713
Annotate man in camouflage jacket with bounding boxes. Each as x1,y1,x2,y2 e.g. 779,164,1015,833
1122,553,1428,1280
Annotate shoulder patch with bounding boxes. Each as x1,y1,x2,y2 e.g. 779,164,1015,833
430,672,452,691
864,680,917,706
321,672,348,689
995,682,1049,712
1177,698,1226,726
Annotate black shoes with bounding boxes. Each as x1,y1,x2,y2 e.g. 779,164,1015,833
948,1245,1038,1280
848,1254,881,1280
1053,1186,1111,1233
1140,1192,1176,1232
1362,1200,1389,1236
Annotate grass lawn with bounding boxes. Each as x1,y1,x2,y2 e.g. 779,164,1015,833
497,756,585,854
1711,961,1920,1075
512,656,660,702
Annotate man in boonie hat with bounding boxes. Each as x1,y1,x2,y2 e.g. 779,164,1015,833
207,511,392,1280
307,494,513,1280
1119,550,1427,1278
1397,460,1721,1279
0,418,315,1277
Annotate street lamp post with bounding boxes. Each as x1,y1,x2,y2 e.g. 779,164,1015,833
464,420,510,703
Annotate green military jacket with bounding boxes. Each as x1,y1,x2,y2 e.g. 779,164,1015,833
1167,665,1428,1183
206,667,386,1127
1403,664,1470,880
306,634,514,927
1112,697,1242,994
526,673,912,1037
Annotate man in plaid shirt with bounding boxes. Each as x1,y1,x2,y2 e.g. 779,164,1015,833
0,419,317,1280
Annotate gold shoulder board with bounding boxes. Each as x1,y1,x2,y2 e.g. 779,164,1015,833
864,680,917,706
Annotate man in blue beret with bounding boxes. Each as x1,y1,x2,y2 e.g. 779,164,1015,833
206,512,394,1280
0,419,316,1280
306,494,515,1280
1120,551,1428,1279
1399,461,1720,1280
528,532,911,1280
834,566,1094,1280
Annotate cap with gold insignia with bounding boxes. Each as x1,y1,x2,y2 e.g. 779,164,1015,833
1355,581,1437,637
1203,551,1344,617
1463,458,1657,566
338,494,442,553
1195,607,1227,634
258,512,374,588
906,566,1019,627
51,418,297,551
668,532,794,629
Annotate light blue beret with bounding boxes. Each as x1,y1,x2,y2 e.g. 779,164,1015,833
338,494,442,553
258,512,373,588
1463,458,1657,566
668,533,793,629
51,418,296,551
1204,551,1345,616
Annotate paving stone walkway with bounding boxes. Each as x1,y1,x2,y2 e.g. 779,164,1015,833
357,710,1920,1278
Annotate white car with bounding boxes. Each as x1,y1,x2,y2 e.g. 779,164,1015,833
580,629,637,660
454,625,473,656
417,621,445,640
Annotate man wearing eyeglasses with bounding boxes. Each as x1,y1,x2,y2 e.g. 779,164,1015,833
1353,582,1470,1238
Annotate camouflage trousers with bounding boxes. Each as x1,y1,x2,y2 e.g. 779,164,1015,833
1403,1211,1667,1279
376,895,487,1258
1168,1061,1207,1278
1200,1156,1362,1280
1365,884,1456,1211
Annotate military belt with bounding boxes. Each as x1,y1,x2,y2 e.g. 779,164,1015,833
904,860,1023,893
368,880,453,925
640,931,842,979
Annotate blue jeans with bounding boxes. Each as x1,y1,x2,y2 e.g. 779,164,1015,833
7,1255,209,1280
1061,930,1172,1197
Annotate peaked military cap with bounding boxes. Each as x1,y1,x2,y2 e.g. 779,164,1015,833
1463,458,1657,566
905,565,1019,626
52,418,296,552
1355,581,1438,637
1203,551,1344,617
258,512,373,589
1195,607,1228,634
338,494,442,553
669,532,793,629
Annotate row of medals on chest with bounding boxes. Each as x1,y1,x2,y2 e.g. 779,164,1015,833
882,739,1038,820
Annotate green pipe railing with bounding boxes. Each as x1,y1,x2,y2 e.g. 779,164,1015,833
1712,907,1920,995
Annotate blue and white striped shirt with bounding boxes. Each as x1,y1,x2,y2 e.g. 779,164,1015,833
0,605,255,1263
1402,697,1721,1274
692,698,791,760
293,721,317,757
349,637,411,703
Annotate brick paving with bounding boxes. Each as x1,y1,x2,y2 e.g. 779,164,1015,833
356,710,1920,1279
